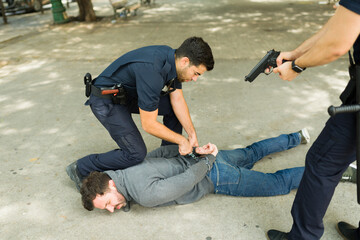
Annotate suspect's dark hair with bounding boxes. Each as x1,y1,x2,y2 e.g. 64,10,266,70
80,171,111,211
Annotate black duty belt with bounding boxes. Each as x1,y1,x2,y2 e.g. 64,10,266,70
84,72,127,104
90,85,112,100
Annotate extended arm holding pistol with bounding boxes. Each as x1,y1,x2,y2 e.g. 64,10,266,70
245,50,281,82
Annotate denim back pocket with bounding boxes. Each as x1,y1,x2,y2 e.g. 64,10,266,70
210,158,242,195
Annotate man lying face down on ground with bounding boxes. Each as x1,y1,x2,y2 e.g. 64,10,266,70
79,130,310,212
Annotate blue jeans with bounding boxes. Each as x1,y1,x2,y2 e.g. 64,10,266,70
207,133,305,197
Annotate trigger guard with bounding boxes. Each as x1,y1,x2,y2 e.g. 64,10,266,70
265,67,273,75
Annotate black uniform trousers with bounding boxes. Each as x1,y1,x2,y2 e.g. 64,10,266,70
77,94,182,177
289,111,356,239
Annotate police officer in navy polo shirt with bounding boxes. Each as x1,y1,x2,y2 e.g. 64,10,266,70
67,37,214,191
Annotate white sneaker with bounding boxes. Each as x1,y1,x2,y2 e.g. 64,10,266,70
341,165,357,183
298,128,310,144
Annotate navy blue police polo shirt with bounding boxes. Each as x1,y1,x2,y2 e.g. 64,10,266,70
94,45,182,112
340,0,360,63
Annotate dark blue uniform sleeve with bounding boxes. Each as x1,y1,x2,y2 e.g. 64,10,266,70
130,62,164,112
340,0,360,14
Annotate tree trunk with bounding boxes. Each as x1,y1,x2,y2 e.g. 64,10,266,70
76,0,96,22
0,0,8,24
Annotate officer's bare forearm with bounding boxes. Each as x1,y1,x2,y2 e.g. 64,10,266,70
170,89,196,138
144,120,187,145
139,108,187,145
291,19,330,60
294,6,360,68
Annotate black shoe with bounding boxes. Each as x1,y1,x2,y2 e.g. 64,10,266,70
267,230,289,240
337,221,360,240
66,161,83,191
122,201,131,212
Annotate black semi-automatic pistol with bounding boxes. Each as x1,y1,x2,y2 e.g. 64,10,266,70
245,49,281,82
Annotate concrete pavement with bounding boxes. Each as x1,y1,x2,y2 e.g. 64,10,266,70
0,0,358,239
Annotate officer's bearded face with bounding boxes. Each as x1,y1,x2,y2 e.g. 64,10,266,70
177,63,206,83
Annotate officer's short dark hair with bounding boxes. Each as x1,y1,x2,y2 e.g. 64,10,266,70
80,171,111,211
176,37,214,71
